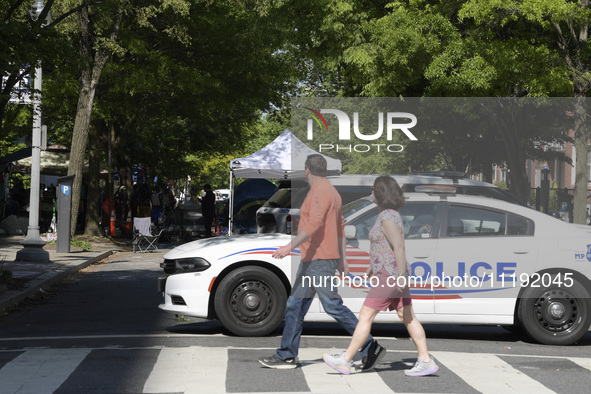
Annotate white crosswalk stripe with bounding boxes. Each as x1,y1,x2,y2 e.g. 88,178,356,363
184,346,228,394
143,347,198,393
0,346,590,393
431,351,557,394
298,348,393,393
570,356,591,372
143,346,227,394
0,348,91,394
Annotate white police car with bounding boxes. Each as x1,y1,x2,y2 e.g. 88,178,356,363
159,192,591,345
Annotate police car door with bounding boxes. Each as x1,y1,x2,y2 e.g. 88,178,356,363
433,202,537,319
342,202,439,316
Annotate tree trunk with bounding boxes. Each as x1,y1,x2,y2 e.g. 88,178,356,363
67,4,124,236
83,119,104,237
552,1,590,224
68,68,94,236
481,164,493,184
490,101,531,203
506,154,531,204
572,96,589,224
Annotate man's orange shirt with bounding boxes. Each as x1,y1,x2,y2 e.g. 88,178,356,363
298,178,345,262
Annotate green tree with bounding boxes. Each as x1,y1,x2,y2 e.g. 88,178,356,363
64,0,128,236
459,0,591,222
287,0,577,205
42,0,295,234
0,0,62,137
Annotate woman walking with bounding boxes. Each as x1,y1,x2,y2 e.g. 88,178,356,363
322,175,438,377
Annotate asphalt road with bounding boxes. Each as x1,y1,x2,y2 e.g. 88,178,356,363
0,249,590,393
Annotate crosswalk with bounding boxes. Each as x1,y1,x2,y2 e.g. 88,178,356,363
1,346,590,393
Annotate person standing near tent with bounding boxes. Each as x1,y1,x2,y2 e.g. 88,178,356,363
151,186,163,226
258,154,384,370
137,183,152,218
200,184,216,237
114,186,128,228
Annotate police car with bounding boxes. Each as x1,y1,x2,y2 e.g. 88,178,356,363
159,192,591,345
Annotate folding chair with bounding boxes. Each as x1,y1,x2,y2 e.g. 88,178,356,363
132,217,164,252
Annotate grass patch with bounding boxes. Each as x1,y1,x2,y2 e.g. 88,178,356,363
45,238,93,251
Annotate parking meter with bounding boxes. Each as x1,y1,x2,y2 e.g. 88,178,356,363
57,175,75,253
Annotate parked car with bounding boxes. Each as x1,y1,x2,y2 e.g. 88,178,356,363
255,172,525,234
215,189,231,201
159,192,591,345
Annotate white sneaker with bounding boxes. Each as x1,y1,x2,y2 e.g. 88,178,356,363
404,356,439,376
322,352,352,375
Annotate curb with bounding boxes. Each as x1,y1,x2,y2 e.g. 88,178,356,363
0,250,116,313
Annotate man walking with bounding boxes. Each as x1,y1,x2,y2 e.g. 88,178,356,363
258,154,385,370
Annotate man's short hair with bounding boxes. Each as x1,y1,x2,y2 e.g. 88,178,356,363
305,154,327,177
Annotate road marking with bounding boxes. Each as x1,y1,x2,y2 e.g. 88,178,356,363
431,351,556,393
299,348,355,392
0,348,90,394
143,346,227,393
298,348,393,393
0,345,588,394
185,346,228,394
143,347,196,393
0,334,229,342
570,357,591,372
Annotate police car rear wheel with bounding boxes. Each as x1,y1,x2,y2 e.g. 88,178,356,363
518,275,591,345
214,266,287,337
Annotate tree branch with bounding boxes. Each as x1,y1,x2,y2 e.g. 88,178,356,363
3,0,27,22
45,0,107,29
553,21,576,72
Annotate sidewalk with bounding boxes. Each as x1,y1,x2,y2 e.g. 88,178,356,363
0,235,122,314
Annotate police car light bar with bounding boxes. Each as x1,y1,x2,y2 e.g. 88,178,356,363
414,185,457,194
415,171,465,179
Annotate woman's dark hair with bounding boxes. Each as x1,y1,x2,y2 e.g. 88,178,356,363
373,175,405,210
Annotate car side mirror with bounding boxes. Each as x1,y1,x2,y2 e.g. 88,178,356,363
344,225,357,239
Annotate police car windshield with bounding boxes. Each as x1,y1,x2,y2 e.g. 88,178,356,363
343,197,373,219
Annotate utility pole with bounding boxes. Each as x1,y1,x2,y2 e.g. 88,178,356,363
16,0,50,262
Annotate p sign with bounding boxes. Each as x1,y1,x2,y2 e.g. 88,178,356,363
62,185,70,196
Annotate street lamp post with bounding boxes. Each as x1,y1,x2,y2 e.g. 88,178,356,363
15,0,50,262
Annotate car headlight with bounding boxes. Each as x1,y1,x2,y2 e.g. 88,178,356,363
162,257,211,274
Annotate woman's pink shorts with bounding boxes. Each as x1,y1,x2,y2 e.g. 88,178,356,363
363,269,412,311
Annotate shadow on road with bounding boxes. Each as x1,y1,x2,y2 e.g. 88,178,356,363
166,319,591,348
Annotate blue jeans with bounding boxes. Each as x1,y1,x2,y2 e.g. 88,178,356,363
275,259,373,360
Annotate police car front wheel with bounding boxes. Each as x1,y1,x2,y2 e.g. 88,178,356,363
214,266,287,337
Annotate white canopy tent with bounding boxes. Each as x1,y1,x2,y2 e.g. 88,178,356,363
14,149,70,175
228,128,341,234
